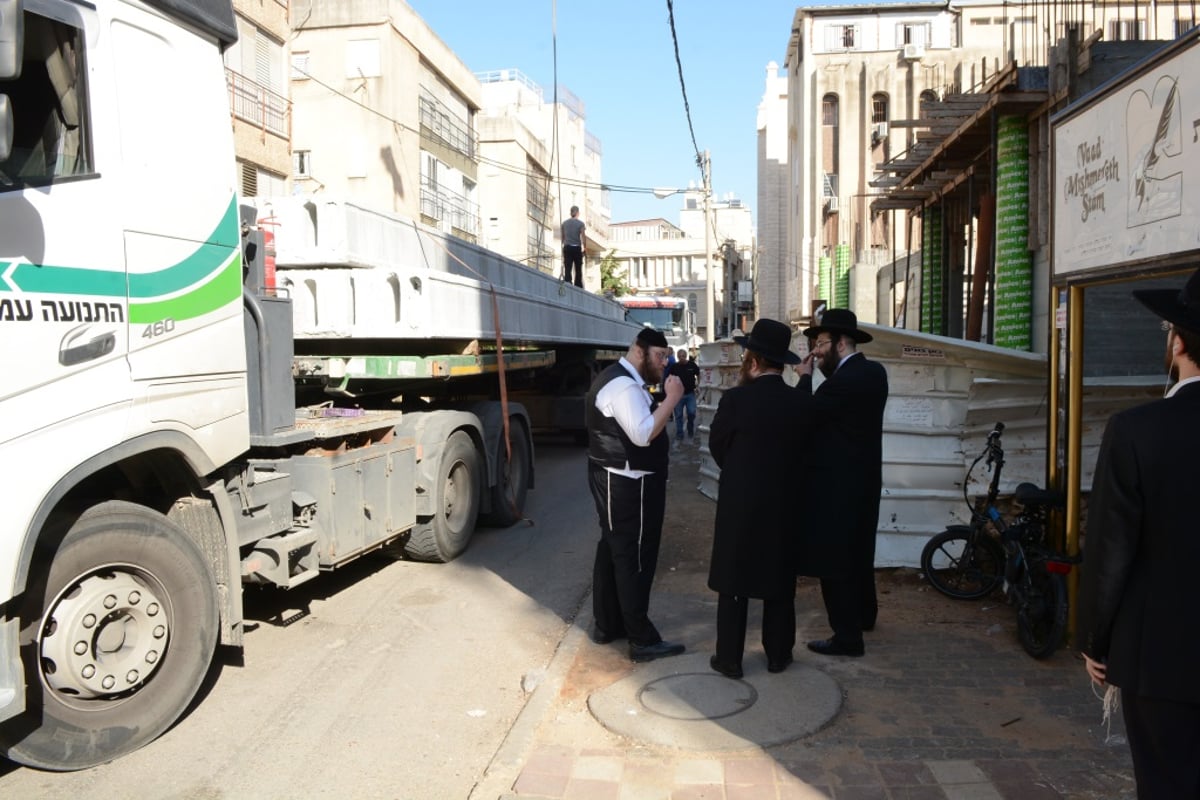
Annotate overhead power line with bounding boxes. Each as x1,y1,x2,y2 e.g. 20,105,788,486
665,0,704,172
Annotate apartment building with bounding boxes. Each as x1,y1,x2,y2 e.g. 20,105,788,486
287,0,482,240
227,0,291,198
774,0,1198,354
756,61,789,325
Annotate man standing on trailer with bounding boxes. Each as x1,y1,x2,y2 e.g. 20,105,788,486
1079,266,1200,798
561,205,586,288
585,328,686,662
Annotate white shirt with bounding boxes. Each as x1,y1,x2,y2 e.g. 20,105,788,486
594,357,656,477
1166,374,1200,398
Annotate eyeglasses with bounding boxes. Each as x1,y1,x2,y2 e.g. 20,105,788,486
650,350,670,363
812,338,835,351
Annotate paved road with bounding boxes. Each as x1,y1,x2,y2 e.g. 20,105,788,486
0,438,594,799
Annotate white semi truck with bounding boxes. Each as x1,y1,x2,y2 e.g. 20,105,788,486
0,0,634,770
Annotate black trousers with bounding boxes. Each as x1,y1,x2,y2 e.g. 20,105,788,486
819,525,879,646
562,244,584,287
715,592,796,667
1122,689,1200,799
588,462,666,646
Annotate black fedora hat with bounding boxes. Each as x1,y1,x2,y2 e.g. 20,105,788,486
1133,267,1200,335
734,318,801,365
802,307,872,343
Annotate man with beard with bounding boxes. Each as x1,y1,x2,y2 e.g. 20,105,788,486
796,308,888,657
1078,267,1200,797
707,319,806,678
585,328,687,662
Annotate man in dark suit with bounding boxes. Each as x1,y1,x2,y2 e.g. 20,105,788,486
796,308,888,657
1078,267,1200,798
707,319,807,678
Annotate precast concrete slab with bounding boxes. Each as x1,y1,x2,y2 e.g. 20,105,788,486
587,652,842,751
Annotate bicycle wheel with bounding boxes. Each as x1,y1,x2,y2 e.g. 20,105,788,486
920,527,1005,600
1016,565,1068,659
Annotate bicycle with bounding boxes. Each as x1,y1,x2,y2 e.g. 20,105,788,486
920,422,1078,659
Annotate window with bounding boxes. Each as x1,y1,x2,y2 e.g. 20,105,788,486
821,94,839,181
871,94,889,152
1175,19,1196,37
293,150,312,179
345,39,381,78
822,95,839,127
291,51,310,80
919,90,938,118
1109,19,1147,41
0,10,92,190
897,22,930,47
872,94,889,124
825,23,859,50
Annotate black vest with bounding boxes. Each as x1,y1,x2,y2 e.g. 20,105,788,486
586,362,669,473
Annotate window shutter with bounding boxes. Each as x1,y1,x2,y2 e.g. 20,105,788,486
241,162,258,198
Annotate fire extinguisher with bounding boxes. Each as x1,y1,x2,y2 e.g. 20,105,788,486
257,216,278,290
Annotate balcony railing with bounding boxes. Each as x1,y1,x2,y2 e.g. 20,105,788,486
419,89,476,160
420,174,480,239
226,68,289,140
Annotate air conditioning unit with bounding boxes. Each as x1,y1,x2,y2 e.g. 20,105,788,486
902,43,925,61
825,196,840,213
872,122,889,144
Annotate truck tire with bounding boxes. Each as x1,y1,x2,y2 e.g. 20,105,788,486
481,417,531,528
405,431,482,563
1,501,219,771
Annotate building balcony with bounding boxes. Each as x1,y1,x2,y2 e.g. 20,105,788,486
420,174,480,243
226,68,289,140
419,89,477,162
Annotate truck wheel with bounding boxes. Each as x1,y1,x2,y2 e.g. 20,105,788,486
405,431,482,563
481,418,531,528
1,501,218,771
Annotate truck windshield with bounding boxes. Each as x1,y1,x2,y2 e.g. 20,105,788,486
624,306,683,331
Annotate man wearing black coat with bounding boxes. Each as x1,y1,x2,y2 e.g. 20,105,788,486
708,319,807,678
796,308,888,657
1078,267,1200,798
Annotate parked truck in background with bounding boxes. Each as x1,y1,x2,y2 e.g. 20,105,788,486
0,0,635,771
614,293,698,350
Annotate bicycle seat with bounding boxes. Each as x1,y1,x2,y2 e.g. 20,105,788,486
1014,482,1065,509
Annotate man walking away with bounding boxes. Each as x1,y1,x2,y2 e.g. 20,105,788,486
561,206,586,288
586,328,686,663
707,319,807,678
1078,266,1200,799
796,308,888,657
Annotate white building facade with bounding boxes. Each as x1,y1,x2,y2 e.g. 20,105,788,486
609,192,754,342
288,1,483,240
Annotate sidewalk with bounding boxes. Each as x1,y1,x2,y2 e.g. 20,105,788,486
471,443,1135,800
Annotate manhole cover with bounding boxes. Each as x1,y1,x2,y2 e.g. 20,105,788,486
638,673,758,720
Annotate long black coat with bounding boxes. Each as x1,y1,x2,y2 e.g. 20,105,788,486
796,352,888,577
1077,381,1200,702
708,373,807,598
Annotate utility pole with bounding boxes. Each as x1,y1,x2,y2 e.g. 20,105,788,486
702,150,714,342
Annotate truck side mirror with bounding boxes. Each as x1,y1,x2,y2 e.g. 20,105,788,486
0,0,24,80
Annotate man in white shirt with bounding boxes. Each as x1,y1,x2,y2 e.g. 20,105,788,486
585,328,685,662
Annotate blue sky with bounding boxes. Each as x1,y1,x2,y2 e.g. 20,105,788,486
405,0,800,227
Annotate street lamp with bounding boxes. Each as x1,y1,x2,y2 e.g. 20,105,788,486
653,149,714,342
